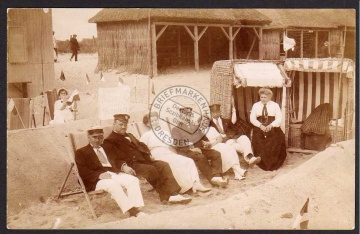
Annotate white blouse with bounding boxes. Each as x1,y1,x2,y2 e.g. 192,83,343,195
250,100,282,128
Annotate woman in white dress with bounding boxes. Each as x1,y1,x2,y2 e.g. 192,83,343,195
50,88,76,124
202,126,247,180
140,112,211,194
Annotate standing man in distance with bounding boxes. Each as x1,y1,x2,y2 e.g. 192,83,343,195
70,34,80,61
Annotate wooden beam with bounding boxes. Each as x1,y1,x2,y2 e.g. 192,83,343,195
220,27,230,40
280,86,286,132
300,30,304,58
252,28,260,40
156,25,168,41
198,26,208,40
151,24,158,77
229,27,233,60
194,26,199,72
177,27,181,66
315,31,318,58
234,39,237,59
246,36,257,59
154,21,263,28
259,27,263,60
184,25,195,41
232,27,241,40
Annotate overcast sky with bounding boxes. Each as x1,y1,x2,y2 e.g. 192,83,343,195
52,8,102,41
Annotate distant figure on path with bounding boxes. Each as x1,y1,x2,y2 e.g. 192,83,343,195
53,31,58,62
70,34,80,61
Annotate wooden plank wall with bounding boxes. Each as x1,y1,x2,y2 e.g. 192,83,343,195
262,29,281,60
96,21,150,74
291,71,348,122
7,9,55,97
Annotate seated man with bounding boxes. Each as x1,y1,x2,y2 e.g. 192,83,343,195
104,114,191,204
75,126,146,218
209,104,261,167
171,107,229,188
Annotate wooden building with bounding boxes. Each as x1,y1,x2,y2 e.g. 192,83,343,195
7,8,55,98
257,9,356,60
89,9,271,77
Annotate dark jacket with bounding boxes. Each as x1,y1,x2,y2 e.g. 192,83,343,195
75,143,124,191
104,131,152,165
70,37,80,51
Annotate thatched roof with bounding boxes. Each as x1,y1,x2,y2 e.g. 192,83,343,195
257,9,355,29
88,8,271,25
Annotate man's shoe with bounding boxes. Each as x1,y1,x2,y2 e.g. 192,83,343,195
211,177,229,188
249,156,261,168
168,195,192,204
234,175,246,181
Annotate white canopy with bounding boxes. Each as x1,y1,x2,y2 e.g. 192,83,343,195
233,62,290,88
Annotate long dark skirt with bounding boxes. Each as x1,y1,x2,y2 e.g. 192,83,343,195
252,126,287,171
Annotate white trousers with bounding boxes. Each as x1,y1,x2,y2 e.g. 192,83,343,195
226,135,254,162
95,172,144,213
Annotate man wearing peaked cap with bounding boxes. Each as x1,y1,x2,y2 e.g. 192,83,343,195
75,125,147,218
104,114,192,204
113,114,130,122
179,107,192,114
209,104,261,168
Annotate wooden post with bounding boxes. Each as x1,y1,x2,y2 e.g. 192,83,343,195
234,39,237,59
208,33,212,63
177,27,181,66
259,27,263,60
281,86,286,133
285,30,288,59
151,24,158,77
335,26,347,141
229,27,233,60
300,30,304,58
148,10,152,107
315,31,318,58
194,26,199,72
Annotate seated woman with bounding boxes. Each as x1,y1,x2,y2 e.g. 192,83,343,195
50,88,76,124
202,126,247,181
250,87,287,171
140,112,211,194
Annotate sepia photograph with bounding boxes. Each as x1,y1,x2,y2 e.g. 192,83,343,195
6,7,356,230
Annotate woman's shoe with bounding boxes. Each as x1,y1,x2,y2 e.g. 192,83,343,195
192,181,212,193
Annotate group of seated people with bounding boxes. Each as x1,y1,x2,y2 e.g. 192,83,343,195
75,87,287,218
